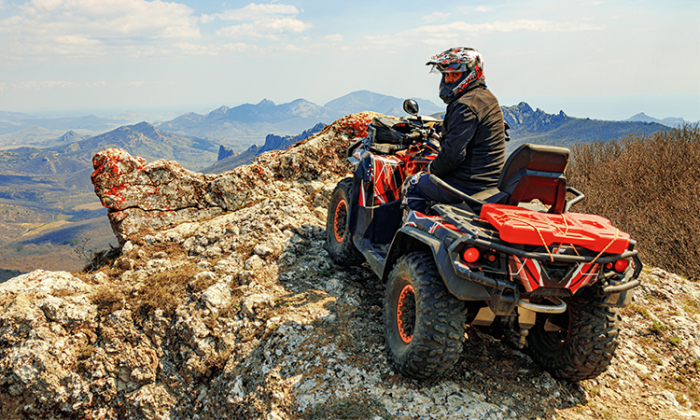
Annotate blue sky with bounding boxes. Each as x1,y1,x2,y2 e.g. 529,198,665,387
0,0,698,121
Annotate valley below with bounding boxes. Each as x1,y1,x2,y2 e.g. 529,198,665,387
0,192,114,274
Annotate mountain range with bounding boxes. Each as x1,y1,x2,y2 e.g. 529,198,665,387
155,91,443,148
501,102,670,152
0,91,442,150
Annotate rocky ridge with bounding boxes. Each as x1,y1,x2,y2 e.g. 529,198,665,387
500,102,670,153
0,112,698,419
203,123,326,174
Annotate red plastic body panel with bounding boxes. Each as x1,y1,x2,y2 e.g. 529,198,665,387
480,203,631,254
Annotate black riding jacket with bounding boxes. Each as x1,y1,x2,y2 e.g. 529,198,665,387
429,79,506,193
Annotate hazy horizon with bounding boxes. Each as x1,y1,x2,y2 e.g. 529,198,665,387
5,93,697,124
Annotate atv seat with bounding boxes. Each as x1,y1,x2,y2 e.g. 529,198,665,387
430,143,571,214
495,143,570,214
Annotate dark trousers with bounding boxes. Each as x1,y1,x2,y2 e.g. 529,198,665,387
403,172,478,214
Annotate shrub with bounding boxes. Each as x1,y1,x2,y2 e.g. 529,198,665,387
566,125,700,280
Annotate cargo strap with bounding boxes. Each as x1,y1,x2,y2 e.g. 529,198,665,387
500,214,620,263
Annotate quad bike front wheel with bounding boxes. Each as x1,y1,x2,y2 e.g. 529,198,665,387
326,178,364,267
384,252,466,379
527,289,621,381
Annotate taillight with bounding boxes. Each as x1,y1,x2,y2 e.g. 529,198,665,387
485,252,497,263
614,259,629,272
463,247,480,263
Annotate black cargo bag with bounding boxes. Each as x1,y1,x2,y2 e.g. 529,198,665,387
368,117,412,145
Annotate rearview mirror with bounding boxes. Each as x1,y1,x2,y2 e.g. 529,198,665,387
403,99,419,116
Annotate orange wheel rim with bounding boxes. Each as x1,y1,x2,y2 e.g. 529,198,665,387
333,198,348,243
397,284,416,343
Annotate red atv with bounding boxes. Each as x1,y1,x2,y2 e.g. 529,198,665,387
326,100,642,381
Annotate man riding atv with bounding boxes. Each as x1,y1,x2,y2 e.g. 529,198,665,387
404,47,507,213
326,46,642,382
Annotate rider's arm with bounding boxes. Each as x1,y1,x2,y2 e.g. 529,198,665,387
428,102,477,176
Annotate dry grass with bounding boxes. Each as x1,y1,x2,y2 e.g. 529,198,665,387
132,262,198,320
301,394,391,420
566,125,700,280
89,284,126,317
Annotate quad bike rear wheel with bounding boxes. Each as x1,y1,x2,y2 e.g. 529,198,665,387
527,289,620,381
326,178,364,267
384,252,466,379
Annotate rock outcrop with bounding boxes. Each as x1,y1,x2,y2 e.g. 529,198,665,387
91,113,372,245
217,145,238,161
0,112,698,419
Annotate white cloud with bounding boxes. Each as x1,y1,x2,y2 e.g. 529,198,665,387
12,81,78,89
423,12,450,23
325,34,344,43
212,2,311,40
223,42,256,52
365,19,603,47
218,17,311,39
213,3,300,21
475,6,493,12
176,42,220,55
0,0,200,58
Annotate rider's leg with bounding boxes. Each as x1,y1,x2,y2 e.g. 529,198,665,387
403,173,477,213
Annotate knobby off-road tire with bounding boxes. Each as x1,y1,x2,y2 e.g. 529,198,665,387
528,289,621,381
384,252,466,379
326,178,364,267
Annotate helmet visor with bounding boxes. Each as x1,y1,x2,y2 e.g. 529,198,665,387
428,62,465,74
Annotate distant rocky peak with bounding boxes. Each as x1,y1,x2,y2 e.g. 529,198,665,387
211,106,230,114
501,102,568,130
128,121,165,141
57,130,79,142
515,102,535,114
129,121,155,130
260,122,325,154
217,145,238,161
625,112,685,127
257,98,276,108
